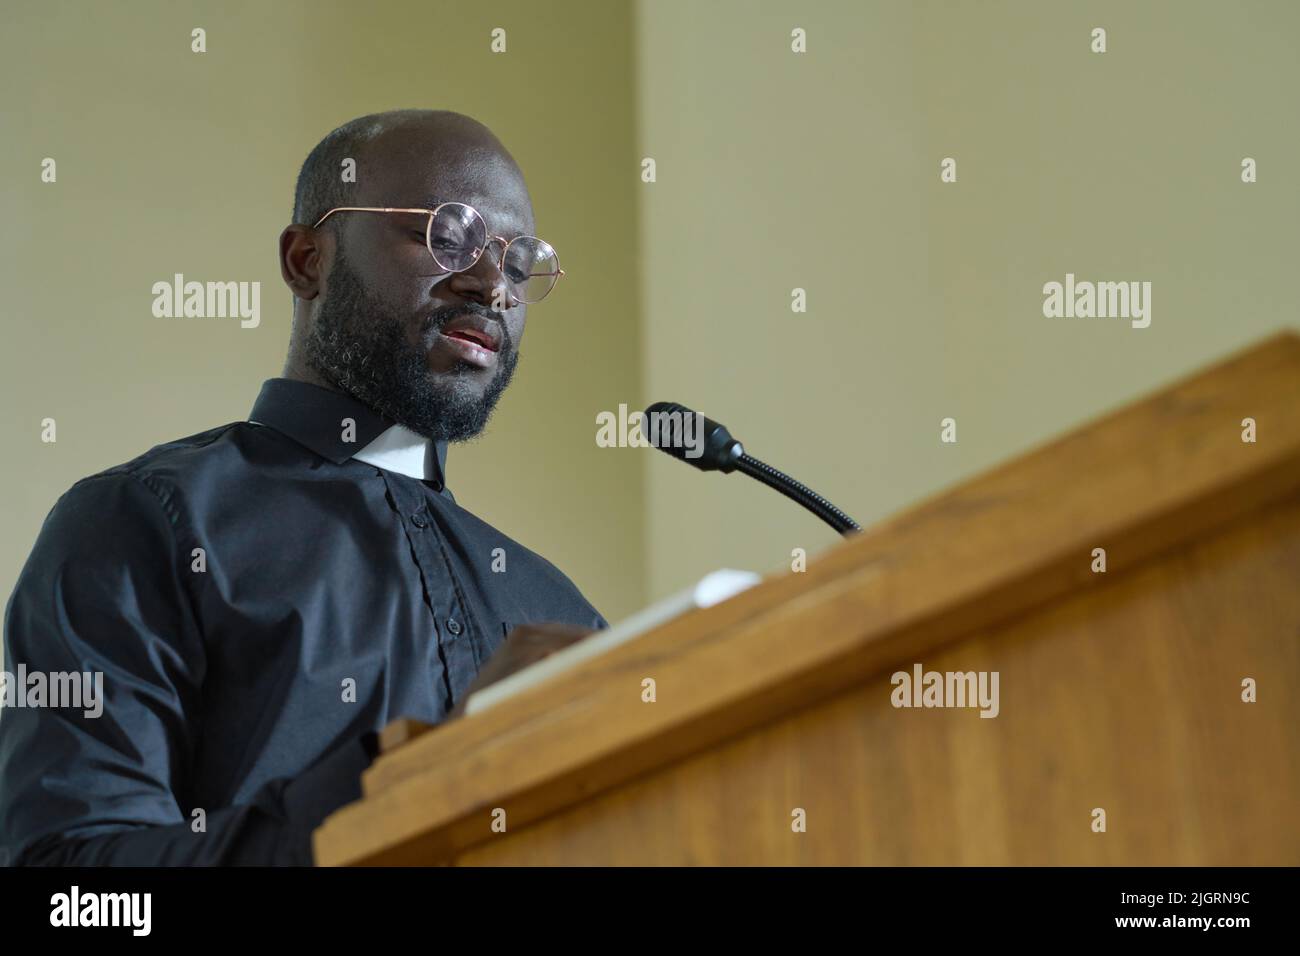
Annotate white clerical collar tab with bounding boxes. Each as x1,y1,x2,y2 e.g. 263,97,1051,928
352,424,435,480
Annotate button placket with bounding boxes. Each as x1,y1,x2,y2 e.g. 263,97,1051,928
379,472,459,706
404,478,480,700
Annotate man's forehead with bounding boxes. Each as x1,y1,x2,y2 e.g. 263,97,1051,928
426,191,533,237
367,153,534,236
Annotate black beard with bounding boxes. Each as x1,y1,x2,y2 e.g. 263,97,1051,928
304,248,519,442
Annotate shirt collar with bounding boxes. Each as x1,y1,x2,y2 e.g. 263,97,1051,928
248,378,448,486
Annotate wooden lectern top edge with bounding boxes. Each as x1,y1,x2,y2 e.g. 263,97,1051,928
848,328,1300,559
315,330,1300,866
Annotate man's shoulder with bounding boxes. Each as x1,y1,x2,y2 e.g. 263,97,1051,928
13,424,265,594
54,421,260,515
107,421,256,477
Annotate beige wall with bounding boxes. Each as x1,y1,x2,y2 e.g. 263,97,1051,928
0,0,645,638
635,0,1300,599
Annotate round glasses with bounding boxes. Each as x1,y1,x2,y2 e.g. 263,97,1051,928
312,203,564,304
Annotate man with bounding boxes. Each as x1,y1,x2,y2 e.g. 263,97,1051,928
0,110,604,865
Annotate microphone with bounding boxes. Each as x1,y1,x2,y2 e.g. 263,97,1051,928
644,401,861,537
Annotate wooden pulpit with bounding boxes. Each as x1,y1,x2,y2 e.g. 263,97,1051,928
314,330,1300,866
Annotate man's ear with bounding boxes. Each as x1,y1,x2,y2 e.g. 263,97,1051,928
279,224,326,301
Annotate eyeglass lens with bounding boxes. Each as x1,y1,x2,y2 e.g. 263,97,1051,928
424,203,559,303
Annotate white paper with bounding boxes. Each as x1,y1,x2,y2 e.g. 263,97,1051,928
463,569,761,716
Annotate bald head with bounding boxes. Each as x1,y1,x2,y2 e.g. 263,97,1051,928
291,109,529,231
278,109,541,443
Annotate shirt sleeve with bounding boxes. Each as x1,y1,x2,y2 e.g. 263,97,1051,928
0,471,375,866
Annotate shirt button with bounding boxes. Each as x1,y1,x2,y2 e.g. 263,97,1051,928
411,513,428,529
446,618,462,636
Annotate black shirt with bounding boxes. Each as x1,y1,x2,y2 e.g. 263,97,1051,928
0,377,606,866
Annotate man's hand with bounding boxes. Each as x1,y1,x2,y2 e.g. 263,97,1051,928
447,623,594,719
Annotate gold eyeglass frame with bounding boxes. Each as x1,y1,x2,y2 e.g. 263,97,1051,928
312,203,565,304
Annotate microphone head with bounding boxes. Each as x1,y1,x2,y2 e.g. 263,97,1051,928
645,401,744,472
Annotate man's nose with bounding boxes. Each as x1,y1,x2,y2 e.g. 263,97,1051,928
443,239,513,308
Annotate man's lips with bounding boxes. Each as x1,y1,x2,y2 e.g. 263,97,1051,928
436,330,498,369
441,327,498,351
438,314,501,352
